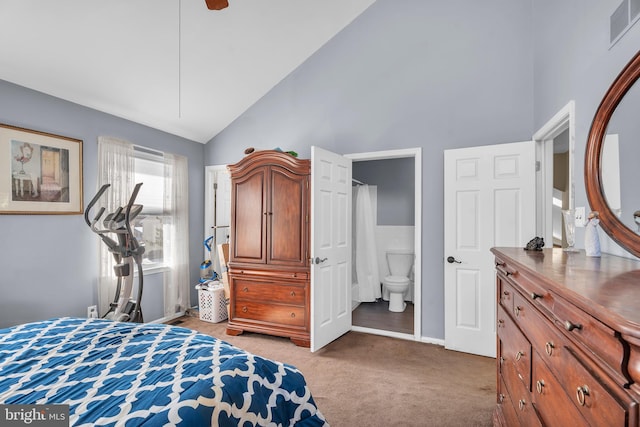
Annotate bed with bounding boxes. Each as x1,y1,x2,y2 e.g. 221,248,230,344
0,317,328,426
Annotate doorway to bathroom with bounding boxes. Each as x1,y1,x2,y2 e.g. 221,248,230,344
346,148,422,341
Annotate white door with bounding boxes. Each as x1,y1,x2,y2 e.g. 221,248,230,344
310,146,352,352
444,141,535,357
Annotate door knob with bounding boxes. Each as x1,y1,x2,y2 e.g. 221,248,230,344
447,256,462,264
311,257,328,264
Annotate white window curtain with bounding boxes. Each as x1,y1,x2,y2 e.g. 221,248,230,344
96,137,190,320
163,152,190,317
96,136,135,316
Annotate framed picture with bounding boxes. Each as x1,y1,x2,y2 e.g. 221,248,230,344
0,123,83,214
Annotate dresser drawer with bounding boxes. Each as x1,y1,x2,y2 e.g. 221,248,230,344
532,351,587,426
498,277,515,314
498,376,520,427
495,256,551,313
233,279,306,305
512,291,565,365
553,346,629,426
550,291,625,376
499,369,542,427
233,301,306,327
498,305,531,390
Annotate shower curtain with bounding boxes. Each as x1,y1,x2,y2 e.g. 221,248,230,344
354,185,381,301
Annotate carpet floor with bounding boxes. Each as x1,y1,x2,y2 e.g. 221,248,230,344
175,316,495,426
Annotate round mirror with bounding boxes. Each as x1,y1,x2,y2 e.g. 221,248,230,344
585,50,640,258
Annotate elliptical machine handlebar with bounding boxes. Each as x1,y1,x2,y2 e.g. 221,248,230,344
85,183,111,228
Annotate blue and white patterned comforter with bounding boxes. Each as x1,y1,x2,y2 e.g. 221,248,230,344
0,317,328,426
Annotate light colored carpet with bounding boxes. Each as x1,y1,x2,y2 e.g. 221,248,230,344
176,316,495,426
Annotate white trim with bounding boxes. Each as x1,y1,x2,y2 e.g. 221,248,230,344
345,147,422,343
149,311,185,324
533,100,576,246
204,164,229,262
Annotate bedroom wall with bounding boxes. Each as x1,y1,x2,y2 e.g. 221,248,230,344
203,0,535,340
0,80,205,328
532,0,640,257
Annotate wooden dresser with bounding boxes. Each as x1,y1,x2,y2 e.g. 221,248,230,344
226,150,311,347
492,247,640,426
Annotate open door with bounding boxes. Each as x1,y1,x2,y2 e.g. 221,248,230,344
310,146,352,352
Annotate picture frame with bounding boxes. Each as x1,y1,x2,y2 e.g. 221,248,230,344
0,123,83,214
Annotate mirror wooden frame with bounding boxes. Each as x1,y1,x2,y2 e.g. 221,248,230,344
585,50,640,258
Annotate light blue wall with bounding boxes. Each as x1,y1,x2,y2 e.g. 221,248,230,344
0,80,205,328
204,0,535,340
533,0,640,254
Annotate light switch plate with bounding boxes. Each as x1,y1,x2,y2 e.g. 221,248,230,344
575,207,586,227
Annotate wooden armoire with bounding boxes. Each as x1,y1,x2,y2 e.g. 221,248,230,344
225,150,311,347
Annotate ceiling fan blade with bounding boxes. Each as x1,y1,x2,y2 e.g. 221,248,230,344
205,0,229,10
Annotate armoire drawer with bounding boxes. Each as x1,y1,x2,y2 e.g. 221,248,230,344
233,301,306,327
232,279,306,306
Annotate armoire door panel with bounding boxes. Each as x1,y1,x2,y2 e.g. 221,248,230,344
269,166,308,266
231,168,267,263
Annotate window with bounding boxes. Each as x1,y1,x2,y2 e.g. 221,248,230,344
133,147,165,270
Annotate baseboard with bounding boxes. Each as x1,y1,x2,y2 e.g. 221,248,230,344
420,336,445,346
149,311,185,324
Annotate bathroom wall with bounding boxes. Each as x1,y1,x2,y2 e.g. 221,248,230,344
352,158,414,226
353,159,416,303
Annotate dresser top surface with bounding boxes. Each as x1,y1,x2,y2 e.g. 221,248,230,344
492,247,640,334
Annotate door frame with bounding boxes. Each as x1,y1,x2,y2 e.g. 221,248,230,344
345,148,422,342
204,165,231,270
533,100,576,246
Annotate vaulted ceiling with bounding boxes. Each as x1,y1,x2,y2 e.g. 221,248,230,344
0,0,376,143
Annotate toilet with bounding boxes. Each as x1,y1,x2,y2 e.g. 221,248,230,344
382,249,414,312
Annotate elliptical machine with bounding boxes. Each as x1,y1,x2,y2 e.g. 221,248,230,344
85,182,145,322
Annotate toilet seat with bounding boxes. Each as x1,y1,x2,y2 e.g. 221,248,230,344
384,275,409,284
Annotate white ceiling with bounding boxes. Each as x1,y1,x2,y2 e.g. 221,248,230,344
0,0,375,143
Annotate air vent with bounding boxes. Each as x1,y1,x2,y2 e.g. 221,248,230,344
632,0,640,20
611,0,629,43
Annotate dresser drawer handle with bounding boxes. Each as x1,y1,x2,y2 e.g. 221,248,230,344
290,312,296,318
497,319,504,328
536,380,545,394
242,306,248,313
531,292,543,300
576,385,590,406
242,287,249,292
514,306,522,317
564,320,582,332
290,291,296,297
545,342,554,356
518,399,526,411
515,351,524,361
